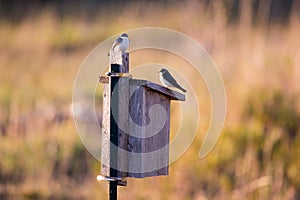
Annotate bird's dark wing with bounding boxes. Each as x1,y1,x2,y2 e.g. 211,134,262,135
163,71,186,93
162,71,179,85
112,37,123,49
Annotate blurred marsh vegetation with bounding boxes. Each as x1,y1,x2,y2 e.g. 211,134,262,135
0,0,300,199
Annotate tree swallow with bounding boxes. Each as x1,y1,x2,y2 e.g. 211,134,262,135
158,68,187,93
111,33,130,53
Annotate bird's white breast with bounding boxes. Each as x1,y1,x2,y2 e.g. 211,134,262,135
159,73,172,87
118,37,129,52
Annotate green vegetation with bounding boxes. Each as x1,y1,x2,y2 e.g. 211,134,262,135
0,1,299,199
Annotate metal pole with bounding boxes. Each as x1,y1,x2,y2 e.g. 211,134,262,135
109,181,118,200
109,64,121,200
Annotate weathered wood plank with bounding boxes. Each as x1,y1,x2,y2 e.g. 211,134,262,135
127,84,170,178
100,54,130,179
145,82,185,101
110,53,129,73
127,86,145,176
109,50,122,66
142,89,170,177
116,77,129,177
122,53,129,73
130,79,185,101
99,76,109,83
101,82,110,176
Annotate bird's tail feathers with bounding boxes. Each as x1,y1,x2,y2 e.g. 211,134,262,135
178,85,187,93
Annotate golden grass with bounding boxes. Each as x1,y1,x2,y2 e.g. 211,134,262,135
0,1,299,199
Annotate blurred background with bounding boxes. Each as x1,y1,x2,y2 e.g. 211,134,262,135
0,0,300,199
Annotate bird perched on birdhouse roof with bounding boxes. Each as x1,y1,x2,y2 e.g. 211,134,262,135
159,68,187,93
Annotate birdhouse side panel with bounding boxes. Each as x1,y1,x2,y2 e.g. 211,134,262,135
100,82,111,177
127,86,171,178
143,88,170,152
142,88,170,177
127,85,146,176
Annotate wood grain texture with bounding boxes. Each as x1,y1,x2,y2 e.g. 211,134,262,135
110,53,129,73
100,81,110,176
109,50,122,65
130,79,185,101
116,77,129,177
99,76,109,83
121,53,129,73
127,81,171,178
100,62,186,178
101,54,130,180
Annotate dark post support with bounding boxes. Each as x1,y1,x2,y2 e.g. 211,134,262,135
109,75,119,200
109,181,118,200
109,53,129,200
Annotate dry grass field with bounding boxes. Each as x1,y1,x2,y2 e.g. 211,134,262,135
0,1,299,199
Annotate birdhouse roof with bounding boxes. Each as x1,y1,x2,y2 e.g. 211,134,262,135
130,79,185,101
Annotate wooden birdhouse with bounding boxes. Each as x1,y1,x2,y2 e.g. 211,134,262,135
98,52,185,185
